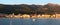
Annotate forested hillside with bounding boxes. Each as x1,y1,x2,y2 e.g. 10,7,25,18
0,3,60,14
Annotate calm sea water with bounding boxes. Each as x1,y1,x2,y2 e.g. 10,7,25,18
0,18,60,25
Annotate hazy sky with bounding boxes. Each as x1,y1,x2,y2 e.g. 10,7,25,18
0,0,60,5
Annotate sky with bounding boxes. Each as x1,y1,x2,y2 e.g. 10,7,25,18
0,0,60,5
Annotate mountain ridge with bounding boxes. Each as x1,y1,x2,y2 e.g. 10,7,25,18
0,3,60,14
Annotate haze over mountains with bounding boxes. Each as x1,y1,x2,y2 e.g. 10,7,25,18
0,3,60,14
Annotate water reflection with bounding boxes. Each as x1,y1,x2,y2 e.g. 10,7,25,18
0,18,60,25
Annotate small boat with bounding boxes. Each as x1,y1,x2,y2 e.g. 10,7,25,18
32,19,36,21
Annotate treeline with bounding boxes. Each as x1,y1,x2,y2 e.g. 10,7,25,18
0,3,60,15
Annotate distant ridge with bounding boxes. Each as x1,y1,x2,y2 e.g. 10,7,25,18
0,3,60,14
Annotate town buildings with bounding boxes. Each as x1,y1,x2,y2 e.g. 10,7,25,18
5,13,60,19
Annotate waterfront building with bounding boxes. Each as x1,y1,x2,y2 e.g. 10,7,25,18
56,14,60,18
6,13,15,18
31,14,37,19
22,14,30,19
37,14,41,18
50,15,56,18
14,14,22,18
40,14,50,18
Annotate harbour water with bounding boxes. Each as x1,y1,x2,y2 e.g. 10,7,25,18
0,18,60,25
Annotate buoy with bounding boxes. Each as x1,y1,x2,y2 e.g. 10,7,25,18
32,19,36,21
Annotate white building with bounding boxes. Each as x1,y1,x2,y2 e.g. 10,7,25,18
37,14,41,18
55,14,60,18
40,14,50,18
22,14,30,19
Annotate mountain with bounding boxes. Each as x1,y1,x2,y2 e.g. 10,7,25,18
0,3,60,14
